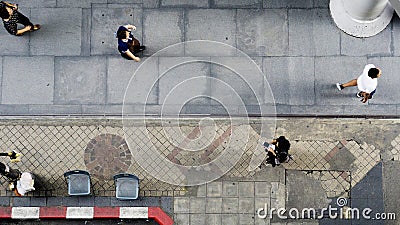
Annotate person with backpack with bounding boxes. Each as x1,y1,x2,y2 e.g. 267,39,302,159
116,24,145,62
264,136,292,167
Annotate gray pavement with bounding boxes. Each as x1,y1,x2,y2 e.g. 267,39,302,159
0,0,399,116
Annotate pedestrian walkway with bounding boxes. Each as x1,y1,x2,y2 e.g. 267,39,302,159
1,0,400,116
0,117,397,224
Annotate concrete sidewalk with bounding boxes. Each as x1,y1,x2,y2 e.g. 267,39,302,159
0,117,398,224
0,0,400,116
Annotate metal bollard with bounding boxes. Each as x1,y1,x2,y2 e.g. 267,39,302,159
330,0,394,37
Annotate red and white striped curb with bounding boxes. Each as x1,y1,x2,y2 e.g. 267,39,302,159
0,206,173,225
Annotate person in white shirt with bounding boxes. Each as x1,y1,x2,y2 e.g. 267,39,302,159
336,64,381,103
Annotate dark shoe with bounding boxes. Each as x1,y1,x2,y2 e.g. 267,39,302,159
31,24,41,31
336,83,344,91
356,92,363,98
139,46,146,51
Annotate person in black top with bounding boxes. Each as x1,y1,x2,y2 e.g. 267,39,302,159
116,24,145,62
0,1,40,36
264,136,292,167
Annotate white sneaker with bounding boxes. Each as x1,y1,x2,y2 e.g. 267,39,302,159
336,83,343,90
356,92,363,98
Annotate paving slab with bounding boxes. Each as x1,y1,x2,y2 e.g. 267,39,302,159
206,214,222,225
222,181,238,197
29,8,82,56
107,56,158,104
263,0,313,8
143,9,184,56
237,9,288,56
57,0,107,8
213,0,261,8
263,57,315,105
174,214,190,225
210,57,264,106
206,198,223,213
91,7,137,55
54,57,106,104
393,16,400,56
185,9,236,56
15,0,56,8
341,27,392,56
221,198,238,213
221,214,239,225
190,214,206,225
189,197,206,213
28,105,82,115
314,56,367,105
238,182,254,197
289,9,340,56
158,57,210,105
2,56,54,104
0,31,29,56
161,0,209,8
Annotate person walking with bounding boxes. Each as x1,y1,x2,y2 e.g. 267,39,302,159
336,64,381,103
264,136,292,167
116,24,145,62
0,1,40,36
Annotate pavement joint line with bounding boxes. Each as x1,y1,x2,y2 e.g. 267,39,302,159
0,206,173,225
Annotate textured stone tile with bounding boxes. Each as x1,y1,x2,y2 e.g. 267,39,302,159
341,26,391,56
30,8,81,56
54,57,106,104
189,197,206,213
237,9,288,56
314,56,367,105
107,56,158,104
239,198,254,213
143,9,184,56
289,9,340,56
15,0,56,7
0,31,29,55
210,57,264,106
158,57,210,105
222,198,238,213
206,198,222,213
393,16,400,56
57,0,106,8
11,197,30,207
221,214,239,225
255,182,271,197
206,181,222,197
190,214,206,225
186,9,236,56
238,182,254,197
174,197,189,213
222,181,238,197
239,214,255,225
28,105,82,115
263,57,315,105
161,0,209,7
206,214,222,225
2,56,54,104
213,0,261,8
314,0,329,7
263,0,313,8
174,214,189,225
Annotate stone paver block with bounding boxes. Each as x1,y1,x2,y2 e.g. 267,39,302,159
0,32,29,55
393,17,400,56
174,197,189,213
221,214,239,225
206,214,222,225
206,198,222,213
190,214,206,225
30,197,46,207
30,8,81,56
0,197,9,206
222,198,238,213
161,0,209,7
197,184,206,197
159,57,210,105
263,57,314,105
189,197,206,213
57,0,107,8
239,214,255,225
214,0,261,8
366,57,400,104
315,57,367,105
237,9,288,56
222,181,238,197
255,182,271,197
341,27,391,56
28,105,82,115
107,57,158,104
210,57,264,106
11,197,30,207
289,9,340,56
239,198,254,214
186,9,236,56
238,182,255,197
143,9,184,56
174,214,189,225
2,56,54,104
91,7,137,55
263,0,313,8
207,181,222,197
15,0,56,7
54,57,106,104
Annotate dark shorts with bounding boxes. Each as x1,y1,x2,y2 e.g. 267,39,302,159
369,89,376,99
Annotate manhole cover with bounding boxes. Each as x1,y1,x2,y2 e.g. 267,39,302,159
84,134,131,179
